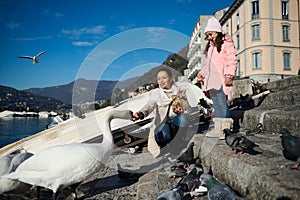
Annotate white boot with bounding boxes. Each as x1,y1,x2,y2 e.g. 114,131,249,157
205,118,223,138
205,118,233,139
218,118,234,140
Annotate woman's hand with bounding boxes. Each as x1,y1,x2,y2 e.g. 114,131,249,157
224,77,233,86
132,111,144,121
197,73,204,83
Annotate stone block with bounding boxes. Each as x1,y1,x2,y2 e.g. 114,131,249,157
193,134,300,200
233,78,253,98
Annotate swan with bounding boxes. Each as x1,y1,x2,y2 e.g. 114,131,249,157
2,109,133,195
18,51,46,64
0,149,33,194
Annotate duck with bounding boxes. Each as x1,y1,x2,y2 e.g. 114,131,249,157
18,51,46,64
2,109,133,197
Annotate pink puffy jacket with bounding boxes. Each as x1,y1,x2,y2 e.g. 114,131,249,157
198,34,237,101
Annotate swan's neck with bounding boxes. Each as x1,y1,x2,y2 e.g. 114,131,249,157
101,110,132,146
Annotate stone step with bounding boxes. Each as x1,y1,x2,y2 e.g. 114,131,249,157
192,133,300,200
242,107,300,136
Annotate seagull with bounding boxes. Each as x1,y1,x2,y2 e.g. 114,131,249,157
2,109,133,198
18,51,46,64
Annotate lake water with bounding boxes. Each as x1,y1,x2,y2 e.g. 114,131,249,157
0,117,53,148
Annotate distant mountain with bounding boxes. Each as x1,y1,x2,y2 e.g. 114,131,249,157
124,45,189,93
0,85,70,112
22,45,189,105
23,77,139,105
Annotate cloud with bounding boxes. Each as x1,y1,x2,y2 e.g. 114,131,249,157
175,0,193,3
54,12,64,18
10,36,52,41
62,25,106,39
72,41,96,46
117,24,135,32
86,49,117,61
43,9,64,19
168,19,176,25
146,27,167,43
6,22,19,29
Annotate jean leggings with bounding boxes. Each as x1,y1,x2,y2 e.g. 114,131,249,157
155,113,189,145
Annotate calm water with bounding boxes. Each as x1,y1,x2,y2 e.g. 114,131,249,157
0,117,53,148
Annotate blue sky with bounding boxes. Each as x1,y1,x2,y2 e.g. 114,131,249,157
0,0,234,90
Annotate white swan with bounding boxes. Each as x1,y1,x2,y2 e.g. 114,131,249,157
18,51,46,64
2,109,133,195
0,149,33,194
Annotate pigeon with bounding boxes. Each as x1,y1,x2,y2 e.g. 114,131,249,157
117,163,143,182
224,129,261,156
280,128,300,169
18,51,46,64
177,167,201,192
157,187,184,200
177,142,195,166
199,173,246,200
168,164,188,180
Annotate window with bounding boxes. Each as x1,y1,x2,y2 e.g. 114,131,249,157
282,1,289,19
282,25,290,41
236,13,240,30
252,1,259,19
237,59,241,78
252,52,262,69
283,52,291,70
236,34,240,49
226,24,229,34
252,24,260,40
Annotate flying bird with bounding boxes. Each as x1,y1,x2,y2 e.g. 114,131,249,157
280,128,300,169
18,51,46,64
224,129,261,156
200,173,246,200
2,109,133,198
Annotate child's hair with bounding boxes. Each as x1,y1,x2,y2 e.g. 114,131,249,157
204,32,225,55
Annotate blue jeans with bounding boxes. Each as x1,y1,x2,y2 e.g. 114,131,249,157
209,88,230,118
155,114,189,145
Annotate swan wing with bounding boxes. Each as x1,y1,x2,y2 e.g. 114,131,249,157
3,143,105,192
15,143,92,171
0,156,12,175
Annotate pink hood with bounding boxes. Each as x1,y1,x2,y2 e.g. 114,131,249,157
198,34,237,101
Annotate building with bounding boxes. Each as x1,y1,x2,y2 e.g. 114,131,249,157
187,0,300,84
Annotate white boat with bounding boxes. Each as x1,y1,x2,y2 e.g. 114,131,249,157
0,82,206,157
0,110,14,117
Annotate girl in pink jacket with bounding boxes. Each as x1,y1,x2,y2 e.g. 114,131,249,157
197,17,237,139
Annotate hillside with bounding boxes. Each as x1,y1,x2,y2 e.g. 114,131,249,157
0,85,71,112
21,45,188,105
124,45,189,94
